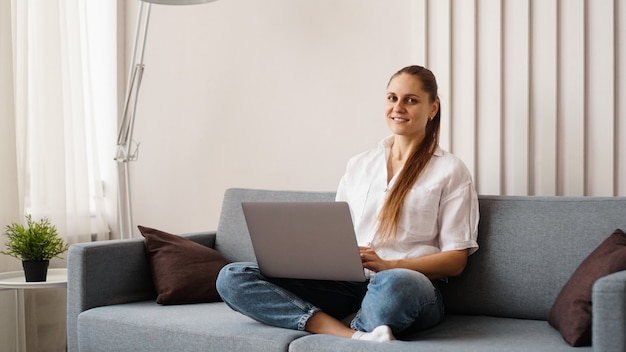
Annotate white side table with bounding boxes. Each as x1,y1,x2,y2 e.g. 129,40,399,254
0,268,67,352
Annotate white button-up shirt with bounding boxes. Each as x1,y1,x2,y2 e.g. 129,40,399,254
336,136,479,264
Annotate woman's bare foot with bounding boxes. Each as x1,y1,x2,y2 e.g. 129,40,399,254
305,311,355,338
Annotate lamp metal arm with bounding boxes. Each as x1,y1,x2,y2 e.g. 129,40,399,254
115,1,152,239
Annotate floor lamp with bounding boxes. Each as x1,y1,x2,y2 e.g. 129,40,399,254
116,0,219,239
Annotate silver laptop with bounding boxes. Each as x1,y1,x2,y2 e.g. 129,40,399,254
241,201,366,282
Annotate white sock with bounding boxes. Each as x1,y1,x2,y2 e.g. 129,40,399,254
351,325,395,342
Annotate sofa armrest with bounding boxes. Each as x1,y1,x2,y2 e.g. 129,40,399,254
592,270,626,352
66,231,217,352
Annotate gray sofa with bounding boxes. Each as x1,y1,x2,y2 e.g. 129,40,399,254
67,188,626,352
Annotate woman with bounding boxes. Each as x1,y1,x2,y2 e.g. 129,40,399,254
216,65,479,342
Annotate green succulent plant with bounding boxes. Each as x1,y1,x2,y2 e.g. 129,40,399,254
2,214,69,261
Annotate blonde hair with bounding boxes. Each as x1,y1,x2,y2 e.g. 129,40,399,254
375,66,441,245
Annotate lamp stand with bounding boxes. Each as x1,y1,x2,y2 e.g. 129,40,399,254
115,0,218,239
115,2,152,239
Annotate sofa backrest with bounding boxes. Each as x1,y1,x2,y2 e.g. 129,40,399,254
215,188,335,263
215,188,626,321
440,195,626,320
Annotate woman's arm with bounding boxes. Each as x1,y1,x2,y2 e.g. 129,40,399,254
359,247,469,280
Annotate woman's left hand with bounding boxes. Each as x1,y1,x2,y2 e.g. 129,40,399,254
359,246,390,272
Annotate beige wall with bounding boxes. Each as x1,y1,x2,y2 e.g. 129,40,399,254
127,0,419,236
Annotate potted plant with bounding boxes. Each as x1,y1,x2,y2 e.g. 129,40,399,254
2,214,69,282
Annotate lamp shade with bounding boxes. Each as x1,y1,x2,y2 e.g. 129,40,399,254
141,0,218,4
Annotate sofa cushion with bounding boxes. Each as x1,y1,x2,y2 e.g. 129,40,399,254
440,197,626,321
289,315,590,352
139,226,228,305
78,301,309,352
548,228,626,346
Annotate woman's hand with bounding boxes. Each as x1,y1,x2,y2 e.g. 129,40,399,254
359,246,390,273
359,246,469,279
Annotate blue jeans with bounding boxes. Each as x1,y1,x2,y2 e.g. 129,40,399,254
216,262,444,334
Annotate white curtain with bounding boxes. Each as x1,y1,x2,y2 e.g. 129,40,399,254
4,0,116,244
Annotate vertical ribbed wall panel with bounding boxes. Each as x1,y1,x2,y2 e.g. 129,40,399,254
530,0,558,195
502,0,530,195
586,0,615,196
618,0,626,196
419,0,624,196
451,0,477,176
557,0,586,196
428,0,452,149
476,0,502,195
410,0,428,65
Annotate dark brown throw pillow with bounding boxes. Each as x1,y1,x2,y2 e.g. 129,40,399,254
548,229,626,346
139,225,228,305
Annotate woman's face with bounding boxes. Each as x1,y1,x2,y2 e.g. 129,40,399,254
385,73,438,141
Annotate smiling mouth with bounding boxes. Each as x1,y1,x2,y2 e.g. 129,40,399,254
391,117,409,122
